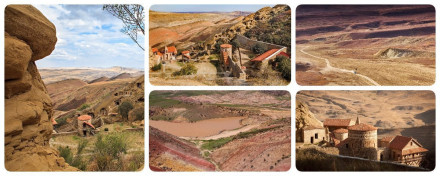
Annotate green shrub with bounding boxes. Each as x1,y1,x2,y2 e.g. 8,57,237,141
78,103,90,111
275,55,291,81
132,107,144,121
252,43,268,55
93,133,128,171
201,137,233,150
58,146,73,164
118,101,134,121
172,63,197,76
151,63,162,71
58,139,88,171
104,128,109,131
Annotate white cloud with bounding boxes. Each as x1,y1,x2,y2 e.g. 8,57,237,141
34,5,144,69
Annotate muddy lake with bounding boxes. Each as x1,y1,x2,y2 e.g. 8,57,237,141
149,116,245,138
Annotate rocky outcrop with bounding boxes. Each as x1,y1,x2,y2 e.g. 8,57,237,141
295,100,323,142
4,5,77,171
208,4,290,47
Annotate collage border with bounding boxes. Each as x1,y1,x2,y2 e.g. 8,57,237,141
0,0,439,176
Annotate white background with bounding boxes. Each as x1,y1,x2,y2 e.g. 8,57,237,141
0,0,438,175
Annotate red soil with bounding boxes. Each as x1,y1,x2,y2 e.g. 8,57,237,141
149,127,215,171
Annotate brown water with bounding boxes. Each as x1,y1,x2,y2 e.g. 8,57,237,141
149,117,245,137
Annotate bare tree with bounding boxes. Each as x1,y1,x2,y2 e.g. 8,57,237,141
103,5,145,51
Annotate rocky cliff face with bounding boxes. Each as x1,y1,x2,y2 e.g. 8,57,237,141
208,4,290,47
295,100,323,142
4,5,77,171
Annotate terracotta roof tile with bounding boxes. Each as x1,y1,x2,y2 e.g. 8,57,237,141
152,48,158,53
332,138,340,146
389,136,413,150
78,115,92,121
52,118,57,125
277,51,290,58
83,121,95,129
402,147,428,155
182,50,190,54
323,119,353,127
251,49,279,62
333,128,348,133
220,44,232,48
336,138,350,148
380,136,395,143
167,46,177,53
348,123,377,131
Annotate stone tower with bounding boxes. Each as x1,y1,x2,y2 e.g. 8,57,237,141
338,123,378,160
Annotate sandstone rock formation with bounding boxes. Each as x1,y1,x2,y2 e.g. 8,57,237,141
4,5,77,171
208,4,290,47
295,100,323,142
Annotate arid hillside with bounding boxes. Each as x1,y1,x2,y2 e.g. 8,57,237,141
296,5,435,86
297,91,435,129
149,10,247,50
40,66,143,84
149,91,291,171
47,77,137,112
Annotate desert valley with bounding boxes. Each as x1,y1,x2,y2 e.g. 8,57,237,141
149,5,291,86
149,91,291,171
296,91,435,171
296,5,435,86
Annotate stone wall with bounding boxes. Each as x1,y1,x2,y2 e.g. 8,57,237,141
303,128,326,144
334,132,348,141
339,130,378,160
235,34,284,51
228,57,246,80
4,5,77,171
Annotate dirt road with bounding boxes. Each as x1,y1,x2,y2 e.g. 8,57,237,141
300,47,381,86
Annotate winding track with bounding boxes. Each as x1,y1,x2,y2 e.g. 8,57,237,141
300,47,381,86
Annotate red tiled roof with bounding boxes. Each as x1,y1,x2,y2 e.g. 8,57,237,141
52,118,58,125
182,50,190,54
381,136,395,143
251,49,278,62
333,128,348,134
389,136,414,150
323,119,352,127
402,147,428,155
336,138,350,148
348,123,377,131
278,51,290,58
152,48,158,53
83,122,95,129
157,52,163,56
78,115,92,121
167,46,177,53
220,44,232,48
332,138,341,146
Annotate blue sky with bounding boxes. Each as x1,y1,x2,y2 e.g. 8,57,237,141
150,4,274,13
34,5,144,69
